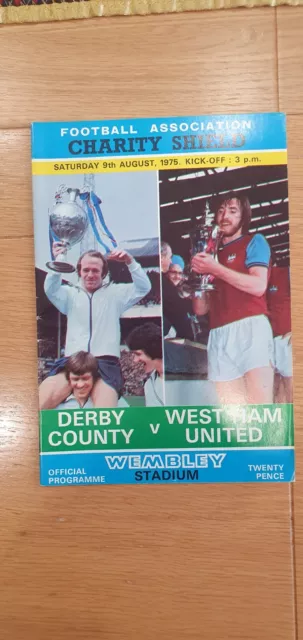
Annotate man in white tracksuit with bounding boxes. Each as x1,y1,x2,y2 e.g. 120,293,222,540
39,242,151,409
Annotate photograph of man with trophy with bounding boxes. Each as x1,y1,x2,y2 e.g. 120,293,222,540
159,164,292,406
33,172,163,410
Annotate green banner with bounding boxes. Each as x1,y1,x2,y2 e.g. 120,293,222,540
40,404,294,453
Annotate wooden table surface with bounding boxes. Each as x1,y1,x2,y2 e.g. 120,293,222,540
0,8,303,639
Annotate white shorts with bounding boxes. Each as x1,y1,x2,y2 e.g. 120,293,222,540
208,315,274,382
274,335,293,378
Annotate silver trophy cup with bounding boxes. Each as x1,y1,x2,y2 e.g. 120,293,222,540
46,188,88,273
183,202,222,295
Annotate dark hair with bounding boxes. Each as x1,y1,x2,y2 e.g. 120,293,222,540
76,250,109,279
213,192,252,234
65,351,99,381
126,323,162,360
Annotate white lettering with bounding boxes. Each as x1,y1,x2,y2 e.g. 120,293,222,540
85,411,98,426
188,409,198,424
237,427,247,442
195,454,208,468
108,429,117,444
165,409,186,424
150,423,160,434
248,408,262,423
112,410,125,426
200,427,215,443
249,427,262,442
128,456,141,469
181,454,195,468
58,412,71,427
48,431,61,446
73,411,84,427
63,431,77,446
264,407,282,423
79,430,92,446
165,455,181,468
121,429,134,444
208,453,226,468
94,431,107,445
185,428,199,443
199,408,212,424
99,411,111,426
105,455,128,469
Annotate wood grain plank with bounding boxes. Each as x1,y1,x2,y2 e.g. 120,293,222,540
0,8,298,640
0,10,277,128
0,234,295,640
0,130,32,238
277,7,303,114
287,115,303,640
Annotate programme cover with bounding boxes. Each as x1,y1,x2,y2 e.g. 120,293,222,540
31,113,294,486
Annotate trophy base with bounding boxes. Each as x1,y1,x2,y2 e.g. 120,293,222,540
199,283,215,292
46,260,75,274
182,282,216,296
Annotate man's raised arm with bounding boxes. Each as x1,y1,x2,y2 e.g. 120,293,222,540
127,259,151,296
44,273,69,315
44,272,70,315
44,240,72,314
107,249,151,310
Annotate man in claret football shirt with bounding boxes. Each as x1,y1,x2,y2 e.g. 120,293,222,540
267,264,292,403
191,192,274,404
